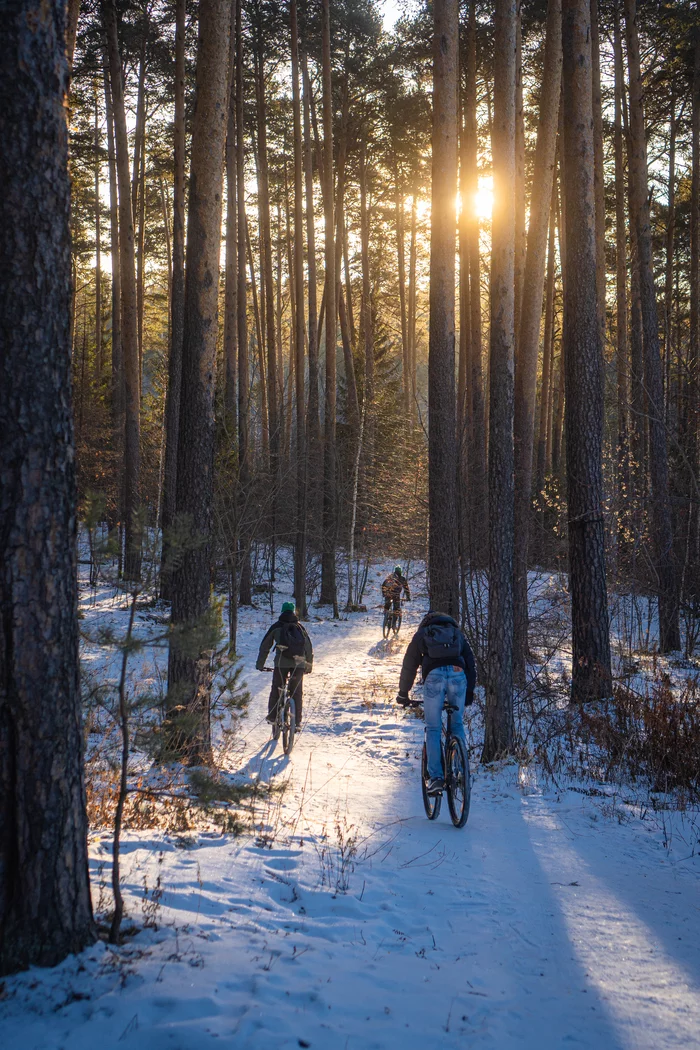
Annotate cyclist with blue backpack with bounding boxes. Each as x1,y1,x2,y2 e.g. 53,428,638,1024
256,602,313,729
396,612,476,794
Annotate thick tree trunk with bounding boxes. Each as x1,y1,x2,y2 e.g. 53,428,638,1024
590,0,606,347
624,0,680,651
0,0,94,973
483,0,517,761
514,4,526,331
160,0,186,599
291,0,307,618
223,22,238,427
103,0,141,579
512,0,562,683
561,0,612,700
428,0,460,617
320,0,338,611
66,0,81,72
167,0,231,763
613,9,631,561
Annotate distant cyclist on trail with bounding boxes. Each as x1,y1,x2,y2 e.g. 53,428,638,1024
382,565,411,620
395,612,476,795
256,602,313,729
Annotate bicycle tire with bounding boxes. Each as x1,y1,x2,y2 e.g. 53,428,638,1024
271,715,281,741
382,611,391,639
421,742,441,820
446,736,470,828
392,610,402,637
282,695,296,755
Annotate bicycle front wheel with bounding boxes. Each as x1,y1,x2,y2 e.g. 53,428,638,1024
392,610,402,637
421,742,441,820
282,696,296,755
382,612,391,639
446,737,470,828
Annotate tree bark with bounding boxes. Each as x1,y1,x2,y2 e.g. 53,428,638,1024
624,0,680,651
94,80,103,382
160,0,186,599
590,0,606,347
512,0,562,683
103,0,141,579
302,52,321,540
235,0,252,606
428,0,460,618
223,20,238,427
561,0,612,700
0,0,94,973
103,60,124,478
613,8,631,560
535,176,558,497
483,0,516,761
291,0,307,618
167,0,231,763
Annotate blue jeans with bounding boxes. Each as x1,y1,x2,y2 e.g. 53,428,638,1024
423,666,467,779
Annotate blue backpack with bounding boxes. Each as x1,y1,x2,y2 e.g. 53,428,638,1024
424,622,461,661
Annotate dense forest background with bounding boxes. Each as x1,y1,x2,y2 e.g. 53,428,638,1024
2,0,700,976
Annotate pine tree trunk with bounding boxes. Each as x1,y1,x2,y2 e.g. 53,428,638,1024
483,0,517,761
302,52,321,544
514,3,526,331
0,0,95,973
512,0,562,683
428,0,460,618
561,0,612,700
465,0,487,564
94,81,103,382
590,0,606,347
536,177,558,497
408,190,418,418
235,0,252,607
104,60,124,486
167,0,231,763
613,8,631,562
397,175,410,414
103,0,141,579
160,0,186,599
320,0,338,611
624,0,680,651
223,22,238,428
291,0,307,618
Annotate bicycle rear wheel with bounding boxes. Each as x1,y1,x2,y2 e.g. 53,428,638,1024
282,695,296,755
271,713,281,741
446,737,470,828
421,742,441,820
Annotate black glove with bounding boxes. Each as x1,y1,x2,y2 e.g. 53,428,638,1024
396,692,411,707
465,690,475,707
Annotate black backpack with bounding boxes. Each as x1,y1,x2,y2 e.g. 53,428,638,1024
278,620,306,658
424,622,461,661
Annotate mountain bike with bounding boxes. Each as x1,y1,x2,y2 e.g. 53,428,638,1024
382,598,403,639
262,667,297,755
413,698,470,827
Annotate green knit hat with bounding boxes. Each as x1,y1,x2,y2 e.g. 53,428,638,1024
281,601,296,613
394,565,403,576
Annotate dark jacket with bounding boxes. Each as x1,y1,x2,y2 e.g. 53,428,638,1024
256,611,313,672
399,612,476,697
382,571,411,601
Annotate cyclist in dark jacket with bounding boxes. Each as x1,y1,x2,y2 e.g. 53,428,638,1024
396,612,476,794
256,602,313,728
382,566,411,611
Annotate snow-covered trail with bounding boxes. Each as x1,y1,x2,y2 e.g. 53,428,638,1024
2,585,700,1050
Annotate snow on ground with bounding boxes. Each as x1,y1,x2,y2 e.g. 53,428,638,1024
2,564,700,1049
